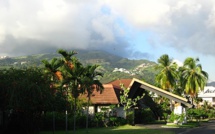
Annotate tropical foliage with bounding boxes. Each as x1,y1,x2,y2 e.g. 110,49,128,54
155,54,178,91
154,54,209,120
119,83,144,125
0,67,52,133
179,57,208,104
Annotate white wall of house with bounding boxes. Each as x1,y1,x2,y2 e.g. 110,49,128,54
88,106,94,115
83,105,126,119
202,98,213,102
198,86,215,105
82,106,95,115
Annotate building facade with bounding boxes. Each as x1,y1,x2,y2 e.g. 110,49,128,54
198,86,215,106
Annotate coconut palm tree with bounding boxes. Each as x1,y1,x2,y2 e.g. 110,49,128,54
82,65,104,132
179,57,208,105
155,54,178,111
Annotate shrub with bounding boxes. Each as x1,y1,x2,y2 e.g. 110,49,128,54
167,112,185,124
108,116,127,126
126,111,134,125
141,108,155,123
187,108,207,121
91,112,106,127
135,108,155,124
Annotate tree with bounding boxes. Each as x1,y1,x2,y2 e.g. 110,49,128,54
119,83,144,125
81,64,104,132
155,54,178,91
42,58,64,134
57,49,85,134
155,54,178,111
42,58,64,85
179,57,208,104
0,68,52,134
57,49,77,133
58,49,77,70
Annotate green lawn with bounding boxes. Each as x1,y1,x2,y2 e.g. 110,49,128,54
40,125,174,134
164,121,202,128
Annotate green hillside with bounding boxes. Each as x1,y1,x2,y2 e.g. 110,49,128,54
0,50,158,84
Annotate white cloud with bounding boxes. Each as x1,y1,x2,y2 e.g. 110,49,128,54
104,0,215,56
0,0,215,59
105,0,170,27
173,59,183,67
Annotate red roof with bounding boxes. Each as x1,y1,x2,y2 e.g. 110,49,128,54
80,84,119,104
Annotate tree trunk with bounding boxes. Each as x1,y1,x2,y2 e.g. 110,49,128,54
65,90,68,134
52,110,55,134
86,96,90,133
65,110,68,134
73,98,76,134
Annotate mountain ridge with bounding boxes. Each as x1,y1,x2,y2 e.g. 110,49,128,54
0,49,157,84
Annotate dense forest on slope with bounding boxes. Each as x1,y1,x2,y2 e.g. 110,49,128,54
0,49,158,84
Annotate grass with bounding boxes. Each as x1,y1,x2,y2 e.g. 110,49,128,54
40,125,174,134
164,121,200,128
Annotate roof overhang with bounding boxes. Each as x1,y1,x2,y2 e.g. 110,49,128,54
129,78,193,108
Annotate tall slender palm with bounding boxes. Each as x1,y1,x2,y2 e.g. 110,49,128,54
65,58,85,134
58,49,84,134
179,57,208,104
82,65,104,132
42,58,64,134
155,54,178,91
57,49,77,133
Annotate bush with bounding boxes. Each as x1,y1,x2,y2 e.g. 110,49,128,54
108,117,127,126
187,108,207,121
91,112,106,127
76,114,87,128
126,111,134,125
168,112,185,124
135,108,155,124
141,108,155,123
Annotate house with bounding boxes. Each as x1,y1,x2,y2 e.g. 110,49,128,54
80,78,193,119
198,86,215,106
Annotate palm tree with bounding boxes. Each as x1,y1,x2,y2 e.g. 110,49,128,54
58,49,77,70
155,54,178,91
57,49,77,133
58,49,85,134
42,58,64,134
155,54,178,111
179,57,208,105
82,65,104,132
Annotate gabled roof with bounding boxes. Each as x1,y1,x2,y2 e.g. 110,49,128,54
80,84,119,105
128,78,193,108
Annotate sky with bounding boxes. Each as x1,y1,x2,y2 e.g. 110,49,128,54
0,0,215,81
